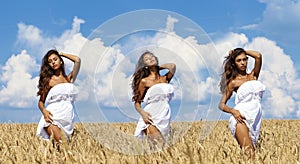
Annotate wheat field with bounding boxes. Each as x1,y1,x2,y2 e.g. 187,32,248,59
0,120,299,163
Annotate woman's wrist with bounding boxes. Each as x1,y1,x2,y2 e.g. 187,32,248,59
229,108,235,114
226,107,232,114
41,107,48,114
135,107,143,115
140,109,146,115
41,108,46,114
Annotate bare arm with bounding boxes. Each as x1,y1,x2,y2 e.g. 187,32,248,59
134,79,152,124
218,81,245,123
218,82,234,114
38,93,53,123
59,52,81,83
160,63,176,82
134,79,145,115
246,50,262,79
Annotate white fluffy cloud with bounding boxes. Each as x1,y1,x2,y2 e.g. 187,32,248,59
74,15,220,121
16,16,86,59
0,17,86,109
258,0,300,31
214,33,300,118
248,37,300,118
0,50,39,107
1,14,299,120
255,0,300,55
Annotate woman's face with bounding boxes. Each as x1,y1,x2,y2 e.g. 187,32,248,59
48,53,62,70
234,52,248,71
143,53,158,67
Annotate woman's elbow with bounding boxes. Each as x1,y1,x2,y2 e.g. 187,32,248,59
257,52,262,59
171,63,176,72
75,56,81,63
218,102,224,111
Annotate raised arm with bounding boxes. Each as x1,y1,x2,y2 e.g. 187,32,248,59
59,52,81,83
160,63,176,82
246,50,262,79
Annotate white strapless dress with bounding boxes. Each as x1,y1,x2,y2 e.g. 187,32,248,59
229,80,266,145
134,83,174,141
36,83,78,140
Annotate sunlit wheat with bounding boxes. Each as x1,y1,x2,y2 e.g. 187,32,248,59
0,120,299,163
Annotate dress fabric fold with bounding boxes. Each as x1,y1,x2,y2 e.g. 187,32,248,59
36,83,78,140
228,80,266,145
134,83,174,141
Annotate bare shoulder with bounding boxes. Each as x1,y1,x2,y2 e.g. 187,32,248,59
161,75,168,81
248,71,258,80
140,78,147,84
139,78,148,87
48,79,55,87
228,79,238,92
228,79,235,89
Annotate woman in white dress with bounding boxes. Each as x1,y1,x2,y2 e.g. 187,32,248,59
218,48,265,158
132,51,176,145
36,49,80,147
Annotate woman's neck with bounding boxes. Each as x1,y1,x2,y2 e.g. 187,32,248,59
148,65,159,73
149,71,159,79
53,69,63,76
237,70,247,76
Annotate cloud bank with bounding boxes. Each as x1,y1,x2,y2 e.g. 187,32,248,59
1,11,299,122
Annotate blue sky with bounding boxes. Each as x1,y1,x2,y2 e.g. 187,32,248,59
0,0,300,123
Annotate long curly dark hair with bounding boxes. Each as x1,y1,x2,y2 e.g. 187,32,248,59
131,51,159,103
37,49,67,98
219,48,246,93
